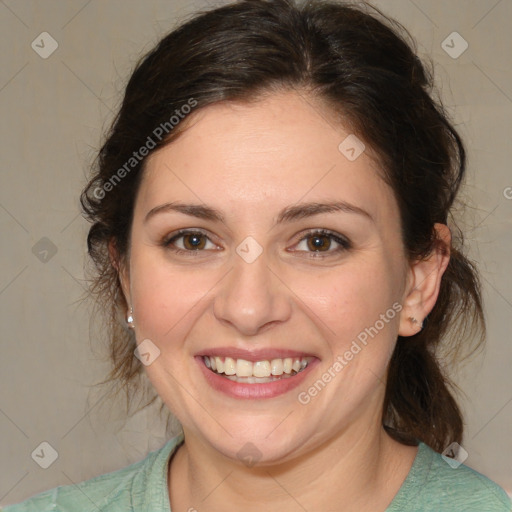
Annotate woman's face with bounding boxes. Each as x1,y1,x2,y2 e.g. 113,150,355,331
123,90,413,464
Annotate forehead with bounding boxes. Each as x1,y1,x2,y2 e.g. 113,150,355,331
137,91,398,228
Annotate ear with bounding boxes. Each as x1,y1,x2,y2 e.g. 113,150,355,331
109,238,131,307
398,223,451,336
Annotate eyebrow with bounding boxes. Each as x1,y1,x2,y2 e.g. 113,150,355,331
144,200,374,226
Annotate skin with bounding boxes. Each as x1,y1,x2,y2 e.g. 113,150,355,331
118,90,451,511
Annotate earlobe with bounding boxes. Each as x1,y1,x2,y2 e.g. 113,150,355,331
398,223,451,337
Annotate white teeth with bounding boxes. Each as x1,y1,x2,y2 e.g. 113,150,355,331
236,358,253,377
253,360,271,378
224,374,295,383
203,356,311,380
224,357,236,375
270,358,284,376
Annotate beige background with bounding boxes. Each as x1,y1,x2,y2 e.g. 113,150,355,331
1,0,511,505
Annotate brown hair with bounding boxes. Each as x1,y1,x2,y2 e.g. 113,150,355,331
81,0,484,452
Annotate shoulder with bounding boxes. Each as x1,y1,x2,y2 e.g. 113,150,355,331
1,434,183,512
388,442,512,512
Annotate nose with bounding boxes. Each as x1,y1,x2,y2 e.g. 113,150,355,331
212,249,292,336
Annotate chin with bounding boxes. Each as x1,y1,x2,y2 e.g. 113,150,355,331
189,414,316,467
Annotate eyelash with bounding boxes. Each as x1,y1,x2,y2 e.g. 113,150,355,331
162,228,351,258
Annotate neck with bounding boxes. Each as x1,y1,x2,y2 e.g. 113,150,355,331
169,420,417,512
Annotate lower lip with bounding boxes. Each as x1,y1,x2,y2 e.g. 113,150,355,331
196,357,318,399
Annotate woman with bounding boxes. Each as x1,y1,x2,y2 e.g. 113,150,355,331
3,0,511,510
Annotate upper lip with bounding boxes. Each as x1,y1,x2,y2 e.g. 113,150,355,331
196,347,317,362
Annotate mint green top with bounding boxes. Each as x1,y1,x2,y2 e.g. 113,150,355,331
2,434,510,511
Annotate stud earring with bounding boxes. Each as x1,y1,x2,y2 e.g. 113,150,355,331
409,316,424,330
127,307,135,329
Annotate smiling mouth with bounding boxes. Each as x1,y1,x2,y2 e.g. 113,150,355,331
203,356,312,383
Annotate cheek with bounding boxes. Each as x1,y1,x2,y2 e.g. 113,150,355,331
299,259,399,344
129,249,214,344
300,263,401,406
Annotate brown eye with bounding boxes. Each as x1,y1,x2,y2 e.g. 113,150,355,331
182,233,207,250
306,234,332,252
293,229,351,257
164,230,217,253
